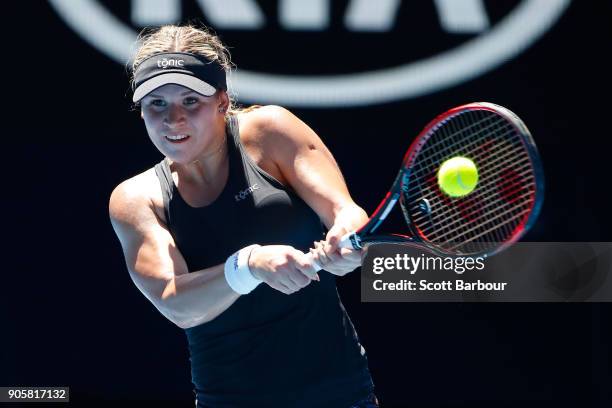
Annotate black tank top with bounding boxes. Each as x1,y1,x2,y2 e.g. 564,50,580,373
154,115,374,408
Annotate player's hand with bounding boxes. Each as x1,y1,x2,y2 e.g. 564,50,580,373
248,245,319,295
309,224,362,276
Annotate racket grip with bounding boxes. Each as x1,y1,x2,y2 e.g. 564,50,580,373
338,231,359,249
305,231,359,273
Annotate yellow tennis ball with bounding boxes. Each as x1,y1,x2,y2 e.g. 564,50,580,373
437,157,479,197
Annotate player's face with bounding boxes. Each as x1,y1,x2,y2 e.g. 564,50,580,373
140,84,225,163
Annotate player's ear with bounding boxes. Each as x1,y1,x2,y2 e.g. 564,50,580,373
217,90,229,113
140,109,144,120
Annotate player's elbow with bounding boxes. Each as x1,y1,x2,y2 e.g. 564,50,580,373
167,313,197,329
156,280,215,328
155,282,192,326
129,275,192,328
160,305,210,329
154,302,189,328
152,295,201,329
173,316,208,329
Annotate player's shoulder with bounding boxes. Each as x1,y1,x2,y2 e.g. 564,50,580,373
109,167,165,226
238,105,300,134
237,105,304,145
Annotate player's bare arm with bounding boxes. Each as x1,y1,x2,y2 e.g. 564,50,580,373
109,173,241,328
240,105,368,275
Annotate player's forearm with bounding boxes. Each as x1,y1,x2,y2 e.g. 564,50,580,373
158,264,240,328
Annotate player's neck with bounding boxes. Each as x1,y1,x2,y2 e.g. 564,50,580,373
191,136,228,185
170,130,228,187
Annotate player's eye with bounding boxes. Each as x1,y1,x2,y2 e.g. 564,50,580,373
184,97,199,105
149,99,166,107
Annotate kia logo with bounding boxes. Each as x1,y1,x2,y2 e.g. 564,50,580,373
48,0,570,107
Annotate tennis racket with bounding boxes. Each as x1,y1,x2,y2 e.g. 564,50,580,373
308,102,544,271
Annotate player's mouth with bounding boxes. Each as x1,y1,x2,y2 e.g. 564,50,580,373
165,134,191,144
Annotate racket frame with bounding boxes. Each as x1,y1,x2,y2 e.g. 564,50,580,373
347,102,544,257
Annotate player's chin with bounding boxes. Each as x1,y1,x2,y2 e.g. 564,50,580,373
162,148,197,164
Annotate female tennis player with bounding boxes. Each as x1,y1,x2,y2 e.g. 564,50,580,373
108,24,378,407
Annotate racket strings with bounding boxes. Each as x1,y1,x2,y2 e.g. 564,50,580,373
411,113,502,160
429,191,534,242
404,110,537,255
403,114,513,239
416,174,535,249
433,159,534,248
406,129,526,202
410,140,534,218
408,112,511,180
447,208,533,252
428,167,535,249
406,119,513,195
408,118,514,210
446,113,536,248
411,163,534,229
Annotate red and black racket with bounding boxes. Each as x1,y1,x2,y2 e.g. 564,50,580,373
310,102,544,269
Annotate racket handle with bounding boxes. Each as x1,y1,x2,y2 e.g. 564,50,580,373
305,231,359,273
338,231,360,249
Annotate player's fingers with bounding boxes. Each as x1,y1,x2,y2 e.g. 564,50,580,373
275,272,295,291
282,253,312,286
310,241,329,266
311,247,345,274
314,241,336,264
320,240,344,260
274,261,307,291
287,268,311,288
325,224,348,251
326,248,343,263
308,245,331,271
267,279,292,295
293,252,320,281
276,280,296,295
339,247,361,262
288,249,319,279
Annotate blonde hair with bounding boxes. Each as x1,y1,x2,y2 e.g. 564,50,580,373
130,24,258,117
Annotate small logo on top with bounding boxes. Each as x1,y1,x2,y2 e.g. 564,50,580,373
235,184,260,202
157,58,184,68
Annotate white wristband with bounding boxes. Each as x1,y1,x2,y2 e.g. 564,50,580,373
224,244,262,294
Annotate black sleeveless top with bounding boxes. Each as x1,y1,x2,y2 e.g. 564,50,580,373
154,115,374,407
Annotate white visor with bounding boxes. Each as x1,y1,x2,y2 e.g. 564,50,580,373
132,73,217,102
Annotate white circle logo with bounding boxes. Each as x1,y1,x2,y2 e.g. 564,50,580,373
49,0,570,107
